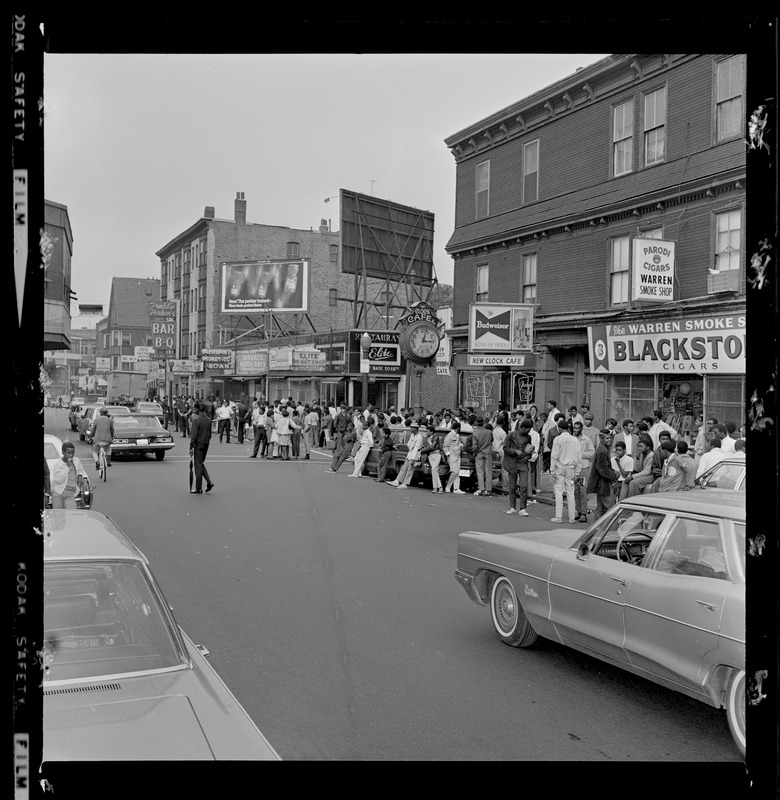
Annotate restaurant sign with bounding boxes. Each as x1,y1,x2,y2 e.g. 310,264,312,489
291,348,327,372
588,312,745,374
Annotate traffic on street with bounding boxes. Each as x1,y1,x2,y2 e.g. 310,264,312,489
42,403,744,762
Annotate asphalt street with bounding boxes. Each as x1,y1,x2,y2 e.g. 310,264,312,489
43,408,742,762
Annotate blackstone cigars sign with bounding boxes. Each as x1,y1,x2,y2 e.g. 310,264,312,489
588,312,746,374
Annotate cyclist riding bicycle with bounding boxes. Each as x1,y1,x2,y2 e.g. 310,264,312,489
89,407,115,470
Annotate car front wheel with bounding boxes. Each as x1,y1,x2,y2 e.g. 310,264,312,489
725,669,746,756
490,575,538,648
155,450,166,460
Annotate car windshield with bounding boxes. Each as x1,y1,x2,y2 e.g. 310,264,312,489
43,561,185,682
106,407,132,415
697,462,745,491
114,416,164,432
44,442,61,461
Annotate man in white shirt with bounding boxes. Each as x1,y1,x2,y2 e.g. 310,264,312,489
649,408,677,449
550,419,580,524
716,423,737,454
215,400,233,443
572,420,595,523
696,436,727,478
50,441,88,508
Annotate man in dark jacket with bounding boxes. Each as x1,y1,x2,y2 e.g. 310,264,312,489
502,418,533,516
374,425,396,482
189,401,214,494
586,429,619,519
235,399,248,444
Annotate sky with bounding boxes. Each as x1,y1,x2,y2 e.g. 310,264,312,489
43,53,610,316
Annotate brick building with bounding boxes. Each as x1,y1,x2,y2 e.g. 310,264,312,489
444,53,746,435
155,192,425,407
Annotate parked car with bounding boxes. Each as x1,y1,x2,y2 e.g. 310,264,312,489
111,414,175,459
68,403,86,431
42,509,280,760
78,405,133,443
694,457,746,491
454,490,746,755
131,400,165,425
363,423,503,490
71,396,86,407
43,434,93,509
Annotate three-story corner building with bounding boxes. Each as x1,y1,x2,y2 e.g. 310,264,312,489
444,53,746,437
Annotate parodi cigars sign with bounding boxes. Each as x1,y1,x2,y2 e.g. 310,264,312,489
588,312,745,374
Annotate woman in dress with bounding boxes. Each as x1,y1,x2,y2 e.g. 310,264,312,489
443,420,465,494
274,408,293,460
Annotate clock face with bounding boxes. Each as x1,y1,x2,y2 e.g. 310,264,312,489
407,322,439,359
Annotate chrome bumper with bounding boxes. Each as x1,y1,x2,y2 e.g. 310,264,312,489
454,569,484,605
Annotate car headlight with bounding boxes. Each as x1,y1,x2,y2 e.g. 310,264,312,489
114,438,129,444
158,437,172,443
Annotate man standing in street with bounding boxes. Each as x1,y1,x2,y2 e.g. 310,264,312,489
235,398,248,445
572,420,595,523
581,411,599,449
189,401,214,494
470,417,494,496
550,418,580,523
332,402,350,456
215,399,232,443
586,429,619,519
502,418,533,516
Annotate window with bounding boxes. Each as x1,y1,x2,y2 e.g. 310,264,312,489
610,235,630,305
653,517,729,580
607,375,656,424
644,87,666,166
111,330,120,347
714,209,741,272
476,264,489,302
523,140,539,203
287,242,300,259
330,244,339,262
121,331,132,347
522,254,537,303
705,375,745,429
329,288,338,307
476,160,490,219
613,100,633,176
111,355,120,371
641,227,664,241
716,56,743,142
588,507,667,560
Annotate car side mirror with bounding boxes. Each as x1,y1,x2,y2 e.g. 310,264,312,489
576,541,590,561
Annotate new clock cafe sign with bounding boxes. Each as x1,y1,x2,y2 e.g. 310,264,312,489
588,312,745,374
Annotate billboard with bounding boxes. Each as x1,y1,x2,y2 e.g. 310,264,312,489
588,312,745,374
339,189,434,284
221,259,308,313
469,303,534,353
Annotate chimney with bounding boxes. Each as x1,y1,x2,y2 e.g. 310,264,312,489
319,218,329,234
235,191,246,225
204,206,215,219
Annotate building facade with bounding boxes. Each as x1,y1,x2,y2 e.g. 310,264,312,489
444,53,746,434
155,192,430,407
43,199,74,352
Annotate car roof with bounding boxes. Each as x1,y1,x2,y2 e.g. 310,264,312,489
624,489,745,521
44,433,64,447
43,510,148,563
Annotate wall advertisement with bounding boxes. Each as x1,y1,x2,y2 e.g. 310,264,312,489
235,349,269,376
588,312,746,374
468,303,534,353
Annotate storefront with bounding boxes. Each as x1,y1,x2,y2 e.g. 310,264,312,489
588,308,746,440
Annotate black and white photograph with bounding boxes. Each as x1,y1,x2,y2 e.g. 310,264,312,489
11,13,778,795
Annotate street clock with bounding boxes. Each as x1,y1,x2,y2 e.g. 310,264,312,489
400,301,442,365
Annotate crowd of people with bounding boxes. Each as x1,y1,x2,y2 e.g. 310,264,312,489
156,394,745,521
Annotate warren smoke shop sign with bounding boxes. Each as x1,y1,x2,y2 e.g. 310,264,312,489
632,239,675,302
588,312,745,374
469,303,534,353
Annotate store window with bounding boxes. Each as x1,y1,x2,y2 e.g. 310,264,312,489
716,56,743,142
476,264,489,302
612,100,633,177
607,375,656,425
476,160,490,219
706,376,745,430
659,376,703,442
610,235,630,305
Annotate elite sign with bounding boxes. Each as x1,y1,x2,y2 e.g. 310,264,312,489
588,312,745,374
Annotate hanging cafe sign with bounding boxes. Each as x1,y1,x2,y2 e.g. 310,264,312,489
588,312,745,374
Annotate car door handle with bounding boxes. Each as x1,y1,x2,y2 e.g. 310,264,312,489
609,576,628,586
694,600,719,611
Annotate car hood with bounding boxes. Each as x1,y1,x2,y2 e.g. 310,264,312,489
460,527,582,551
44,665,279,761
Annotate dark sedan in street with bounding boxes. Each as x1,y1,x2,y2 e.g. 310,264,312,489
42,509,280,761
111,414,175,460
